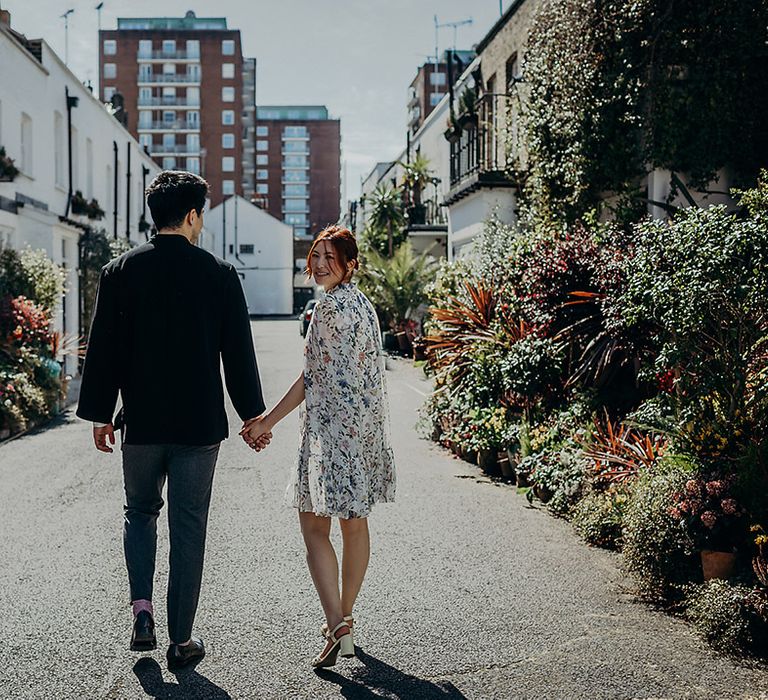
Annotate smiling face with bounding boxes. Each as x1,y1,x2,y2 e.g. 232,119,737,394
311,240,349,291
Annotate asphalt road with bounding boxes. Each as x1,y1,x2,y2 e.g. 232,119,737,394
2,320,768,700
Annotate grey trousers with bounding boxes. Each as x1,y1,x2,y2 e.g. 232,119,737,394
121,442,220,644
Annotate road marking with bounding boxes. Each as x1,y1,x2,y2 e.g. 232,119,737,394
403,383,428,397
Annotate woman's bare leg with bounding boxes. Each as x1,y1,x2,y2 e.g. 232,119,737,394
339,516,370,618
299,512,344,630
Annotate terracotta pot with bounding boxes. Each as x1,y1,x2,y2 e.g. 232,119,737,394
498,451,514,480
476,449,499,475
516,471,531,488
701,550,736,581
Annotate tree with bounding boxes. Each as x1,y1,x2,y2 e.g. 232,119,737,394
365,183,405,258
398,153,434,224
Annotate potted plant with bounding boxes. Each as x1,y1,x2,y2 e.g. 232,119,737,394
71,191,105,220
457,87,478,130
443,113,461,143
0,146,20,182
668,474,745,580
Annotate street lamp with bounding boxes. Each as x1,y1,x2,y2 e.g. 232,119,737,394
64,86,79,218
61,9,74,66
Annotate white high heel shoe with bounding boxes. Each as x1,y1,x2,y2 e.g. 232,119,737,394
311,620,354,668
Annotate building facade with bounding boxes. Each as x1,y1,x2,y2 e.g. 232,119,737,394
0,11,160,376
99,11,248,205
252,105,341,268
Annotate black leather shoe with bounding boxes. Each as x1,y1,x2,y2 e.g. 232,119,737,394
166,637,205,671
130,610,157,652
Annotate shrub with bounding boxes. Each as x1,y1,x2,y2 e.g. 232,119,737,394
572,486,632,550
685,580,756,657
527,447,589,516
621,465,698,599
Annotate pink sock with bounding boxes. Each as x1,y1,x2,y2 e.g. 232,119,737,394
132,599,154,618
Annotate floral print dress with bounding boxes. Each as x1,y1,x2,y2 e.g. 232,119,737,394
287,282,396,518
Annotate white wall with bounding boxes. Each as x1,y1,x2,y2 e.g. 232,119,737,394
206,196,293,315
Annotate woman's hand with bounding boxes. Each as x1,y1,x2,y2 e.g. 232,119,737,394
240,416,273,451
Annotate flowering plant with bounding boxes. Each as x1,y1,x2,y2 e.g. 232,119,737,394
668,474,746,552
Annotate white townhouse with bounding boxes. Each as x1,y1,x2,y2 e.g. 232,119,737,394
205,195,294,316
0,10,160,375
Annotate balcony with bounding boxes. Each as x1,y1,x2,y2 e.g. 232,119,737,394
137,50,200,62
282,177,309,185
281,149,309,157
149,144,201,155
445,93,519,204
137,120,200,132
137,96,200,107
137,73,201,85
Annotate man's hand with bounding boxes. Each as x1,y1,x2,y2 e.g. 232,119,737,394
240,416,273,452
93,424,116,453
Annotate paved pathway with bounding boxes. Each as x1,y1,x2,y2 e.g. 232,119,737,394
2,320,768,699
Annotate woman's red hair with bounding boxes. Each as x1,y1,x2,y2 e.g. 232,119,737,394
305,225,359,279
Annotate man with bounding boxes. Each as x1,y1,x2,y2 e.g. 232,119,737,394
77,170,269,670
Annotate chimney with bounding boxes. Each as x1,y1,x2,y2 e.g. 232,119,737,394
0,9,11,27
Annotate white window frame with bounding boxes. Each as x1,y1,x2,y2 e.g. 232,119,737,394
222,87,235,102
222,40,235,56
222,179,235,195
103,63,116,79
222,156,235,172
222,110,235,125
222,133,235,149
103,39,117,55
222,63,235,79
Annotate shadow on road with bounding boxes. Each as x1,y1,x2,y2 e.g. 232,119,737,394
133,657,232,699
315,647,467,699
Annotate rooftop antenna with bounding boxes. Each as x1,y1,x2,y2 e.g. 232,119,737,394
95,2,104,32
61,8,75,65
434,15,473,64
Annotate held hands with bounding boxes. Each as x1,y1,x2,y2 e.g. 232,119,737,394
240,415,273,452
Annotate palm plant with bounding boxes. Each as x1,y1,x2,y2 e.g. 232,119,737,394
398,154,434,223
357,242,438,332
365,183,405,258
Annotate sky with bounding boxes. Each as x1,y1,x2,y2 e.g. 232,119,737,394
2,0,510,200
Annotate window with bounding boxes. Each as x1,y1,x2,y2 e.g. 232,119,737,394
283,125,307,138
239,244,254,255
284,184,308,197
138,40,152,58
162,133,175,149
256,169,268,180
283,199,307,212
284,214,308,226
222,39,235,55
103,86,117,102
222,87,235,102
139,63,152,80
187,64,200,80
186,157,200,174
222,180,235,195
103,63,116,79
256,140,268,151
222,110,235,125
222,63,235,79
294,228,308,237
138,111,152,128
256,125,269,137
162,40,176,55
54,111,64,186
103,39,116,55
283,141,307,153
430,71,447,86
186,40,200,58
163,110,176,124
430,92,443,106
138,86,152,102
162,86,176,104
283,155,308,168
163,157,176,170
187,111,200,127
256,154,268,165
222,133,235,149
256,184,268,194
139,134,152,149
187,133,200,151
222,156,235,172
162,63,175,75
186,87,200,106
506,53,521,90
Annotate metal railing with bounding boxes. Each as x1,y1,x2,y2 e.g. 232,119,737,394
149,144,201,155
449,93,514,189
138,50,200,61
137,73,201,84
137,96,200,107
138,120,200,130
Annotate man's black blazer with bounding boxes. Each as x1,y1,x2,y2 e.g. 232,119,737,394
76,234,265,445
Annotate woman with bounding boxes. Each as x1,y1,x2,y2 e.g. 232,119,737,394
242,225,395,668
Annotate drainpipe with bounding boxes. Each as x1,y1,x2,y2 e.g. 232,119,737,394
222,196,227,259
234,196,245,266
64,86,79,217
112,141,118,239
125,142,131,239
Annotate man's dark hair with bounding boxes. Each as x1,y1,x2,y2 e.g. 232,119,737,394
145,170,209,231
